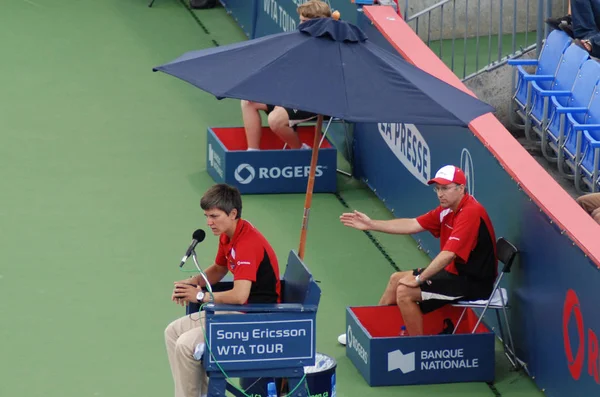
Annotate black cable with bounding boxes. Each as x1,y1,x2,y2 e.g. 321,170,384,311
178,0,220,47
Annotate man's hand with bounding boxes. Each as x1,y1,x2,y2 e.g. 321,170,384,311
174,276,198,286
340,210,373,231
172,283,201,306
397,275,419,288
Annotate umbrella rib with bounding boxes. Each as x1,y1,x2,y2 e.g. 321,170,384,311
367,45,482,125
338,43,350,119
216,43,306,100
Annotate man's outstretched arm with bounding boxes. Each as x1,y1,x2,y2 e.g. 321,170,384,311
340,210,425,235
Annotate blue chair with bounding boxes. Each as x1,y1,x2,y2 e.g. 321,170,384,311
560,83,600,190
528,44,589,142
543,60,600,164
452,237,520,369
578,128,600,192
508,30,571,139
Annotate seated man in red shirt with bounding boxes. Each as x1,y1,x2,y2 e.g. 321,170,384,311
164,184,280,397
339,165,497,339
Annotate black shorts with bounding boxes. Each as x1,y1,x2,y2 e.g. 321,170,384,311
413,268,469,314
266,104,318,125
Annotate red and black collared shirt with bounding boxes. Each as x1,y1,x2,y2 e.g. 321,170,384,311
416,194,497,284
215,219,281,304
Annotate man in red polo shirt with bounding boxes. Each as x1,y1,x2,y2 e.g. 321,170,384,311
339,165,497,338
165,184,280,397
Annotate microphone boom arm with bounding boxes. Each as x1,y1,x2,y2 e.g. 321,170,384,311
192,249,213,295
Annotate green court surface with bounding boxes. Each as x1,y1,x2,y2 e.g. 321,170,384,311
0,1,542,396
428,31,537,79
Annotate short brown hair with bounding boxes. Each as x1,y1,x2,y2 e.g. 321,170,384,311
200,184,242,219
297,0,332,19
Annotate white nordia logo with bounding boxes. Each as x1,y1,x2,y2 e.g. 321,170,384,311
378,123,431,185
388,349,416,374
235,163,256,184
460,148,475,196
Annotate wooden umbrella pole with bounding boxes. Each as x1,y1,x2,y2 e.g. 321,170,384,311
298,114,324,260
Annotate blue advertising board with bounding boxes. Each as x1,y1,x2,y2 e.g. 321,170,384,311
219,0,257,38
206,127,337,194
254,0,359,38
346,306,495,386
219,0,360,39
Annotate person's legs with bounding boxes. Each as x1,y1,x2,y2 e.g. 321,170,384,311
165,312,208,397
379,270,414,305
593,0,600,30
395,284,424,336
241,100,268,150
408,270,468,335
576,192,600,213
571,0,600,39
587,32,600,56
267,107,303,149
591,207,600,224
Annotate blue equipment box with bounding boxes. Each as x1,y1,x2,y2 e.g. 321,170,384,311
206,126,337,194
346,305,495,386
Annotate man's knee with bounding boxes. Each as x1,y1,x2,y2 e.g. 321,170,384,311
174,337,194,358
396,284,417,303
241,100,266,111
241,99,254,111
389,272,402,284
389,271,413,284
267,108,289,131
165,320,178,342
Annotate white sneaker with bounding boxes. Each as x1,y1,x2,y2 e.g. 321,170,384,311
337,333,347,346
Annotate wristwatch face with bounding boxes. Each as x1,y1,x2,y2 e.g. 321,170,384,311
196,291,204,302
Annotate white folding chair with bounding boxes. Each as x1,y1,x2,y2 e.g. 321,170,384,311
452,237,520,369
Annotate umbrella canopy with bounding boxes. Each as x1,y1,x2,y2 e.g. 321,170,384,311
153,17,495,260
153,17,493,126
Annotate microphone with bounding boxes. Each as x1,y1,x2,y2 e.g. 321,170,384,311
179,229,206,267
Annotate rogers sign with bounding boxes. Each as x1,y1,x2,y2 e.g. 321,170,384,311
563,289,600,382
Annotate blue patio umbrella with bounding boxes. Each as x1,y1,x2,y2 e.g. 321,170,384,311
153,17,494,258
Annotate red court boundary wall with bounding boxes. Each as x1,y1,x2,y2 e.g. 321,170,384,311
363,6,600,267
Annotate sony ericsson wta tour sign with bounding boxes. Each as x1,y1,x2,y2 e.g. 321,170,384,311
206,317,315,370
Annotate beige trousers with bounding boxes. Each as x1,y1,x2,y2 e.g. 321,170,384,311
576,193,600,224
164,312,208,397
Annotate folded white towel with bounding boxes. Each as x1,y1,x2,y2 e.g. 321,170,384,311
461,288,508,306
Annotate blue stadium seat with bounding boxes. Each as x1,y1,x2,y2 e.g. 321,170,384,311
543,60,600,165
579,128,600,192
528,44,589,142
560,82,600,191
508,30,571,139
